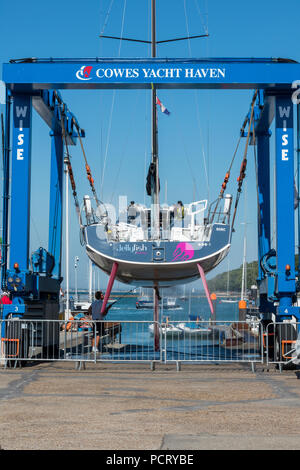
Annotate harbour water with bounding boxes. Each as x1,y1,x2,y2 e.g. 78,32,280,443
107,294,240,322
73,293,240,323
71,294,259,362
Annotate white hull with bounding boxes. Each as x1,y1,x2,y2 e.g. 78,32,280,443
148,323,183,337
86,239,230,287
177,323,212,336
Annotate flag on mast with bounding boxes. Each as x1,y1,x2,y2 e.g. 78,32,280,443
156,96,170,115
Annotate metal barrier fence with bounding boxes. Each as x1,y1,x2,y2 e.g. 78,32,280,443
265,321,300,368
0,318,264,368
0,319,163,365
161,320,263,365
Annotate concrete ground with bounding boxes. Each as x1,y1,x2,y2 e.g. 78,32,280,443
0,361,300,450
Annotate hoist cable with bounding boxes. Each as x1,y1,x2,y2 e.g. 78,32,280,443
210,91,258,225
54,92,109,227
72,118,106,212
230,90,258,232
209,135,242,224
56,99,83,227
252,119,262,238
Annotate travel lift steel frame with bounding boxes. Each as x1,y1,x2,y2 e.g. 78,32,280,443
1,87,85,351
2,57,300,356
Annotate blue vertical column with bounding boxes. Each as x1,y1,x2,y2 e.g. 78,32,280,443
10,94,32,271
275,95,295,315
48,131,63,279
257,133,271,271
1,89,12,288
256,132,272,312
297,104,300,277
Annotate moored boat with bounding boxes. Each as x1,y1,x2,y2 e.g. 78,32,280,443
220,298,238,304
74,300,91,311
219,323,260,352
177,321,212,337
148,317,183,337
136,295,181,309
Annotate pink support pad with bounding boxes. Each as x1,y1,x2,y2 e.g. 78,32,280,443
101,262,119,315
197,263,214,317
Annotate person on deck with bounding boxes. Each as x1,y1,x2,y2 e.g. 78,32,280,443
175,201,184,220
170,201,185,228
127,201,138,225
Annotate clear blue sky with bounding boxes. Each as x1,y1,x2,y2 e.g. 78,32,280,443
1,0,300,291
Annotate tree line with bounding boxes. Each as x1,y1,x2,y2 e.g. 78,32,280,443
207,260,258,293
207,255,300,293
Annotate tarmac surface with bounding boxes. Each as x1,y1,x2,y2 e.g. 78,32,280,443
0,361,300,450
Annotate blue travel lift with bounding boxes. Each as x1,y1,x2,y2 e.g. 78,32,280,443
1,57,300,363
1,87,84,358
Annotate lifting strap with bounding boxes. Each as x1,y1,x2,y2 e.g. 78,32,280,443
72,118,104,210
230,90,258,232
209,90,258,225
251,119,262,237
55,96,83,227
54,92,108,227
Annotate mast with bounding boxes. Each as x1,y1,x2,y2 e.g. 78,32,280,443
151,0,160,240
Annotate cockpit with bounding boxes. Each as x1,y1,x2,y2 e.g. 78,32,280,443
83,194,232,244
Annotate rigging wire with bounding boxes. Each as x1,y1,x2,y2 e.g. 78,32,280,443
100,92,115,200
176,124,201,201
109,89,143,205
99,0,116,198
144,2,151,205
100,0,115,36
183,0,210,199
183,0,192,57
194,95,210,199
193,0,209,35
100,0,127,200
203,0,211,192
144,92,149,206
